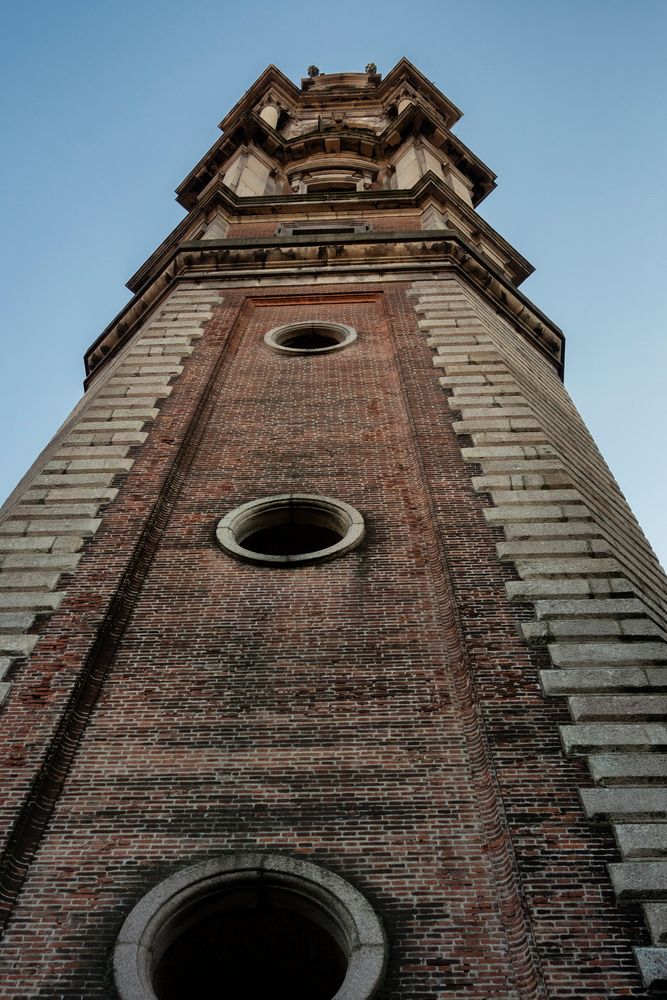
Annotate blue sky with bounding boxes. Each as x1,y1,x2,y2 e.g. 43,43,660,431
1,0,666,567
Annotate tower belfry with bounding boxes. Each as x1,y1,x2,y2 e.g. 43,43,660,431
0,60,666,998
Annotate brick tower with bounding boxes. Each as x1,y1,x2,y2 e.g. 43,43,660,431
0,61,666,999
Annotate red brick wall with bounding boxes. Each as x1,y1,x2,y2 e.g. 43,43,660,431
0,285,645,998
225,215,423,237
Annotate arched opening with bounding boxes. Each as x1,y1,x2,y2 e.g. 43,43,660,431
216,494,365,566
114,854,387,1000
153,885,347,1000
264,321,357,356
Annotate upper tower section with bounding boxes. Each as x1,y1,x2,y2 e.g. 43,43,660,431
175,59,496,210
86,60,563,380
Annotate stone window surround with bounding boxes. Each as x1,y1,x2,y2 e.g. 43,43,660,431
286,157,379,195
275,221,372,237
264,321,358,356
291,169,374,194
113,853,387,1000
215,493,365,566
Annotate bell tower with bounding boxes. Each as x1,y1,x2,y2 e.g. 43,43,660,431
0,60,666,998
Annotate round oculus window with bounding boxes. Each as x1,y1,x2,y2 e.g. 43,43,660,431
216,494,365,566
113,853,387,1000
264,322,357,355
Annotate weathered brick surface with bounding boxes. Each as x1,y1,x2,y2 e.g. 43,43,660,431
0,282,650,997
0,284,218,713
411,274,667,992
225,214,423,238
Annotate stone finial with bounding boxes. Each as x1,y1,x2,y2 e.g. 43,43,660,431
365,62,377,75
307,65,320,78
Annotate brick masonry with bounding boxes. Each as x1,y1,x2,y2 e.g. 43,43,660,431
411,274,667,991
0,275,663,997
0,282,220,705
225,213,424,238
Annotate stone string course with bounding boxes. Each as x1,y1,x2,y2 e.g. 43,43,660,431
0,284,220,710
411,274,667,992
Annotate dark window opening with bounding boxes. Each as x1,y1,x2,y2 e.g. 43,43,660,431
276,221,371,237
306,180,358,192
303,226,358,235
242,521,342,556
279,328,340,351
153,888,347,1000
216,494,365,566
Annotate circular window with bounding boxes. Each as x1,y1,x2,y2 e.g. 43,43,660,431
216,494,365,566
264,322,357,355
113,853,387,1000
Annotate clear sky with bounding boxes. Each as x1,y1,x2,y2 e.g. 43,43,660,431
1,0,666,567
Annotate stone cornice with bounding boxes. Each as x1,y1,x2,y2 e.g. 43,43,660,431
217,64,301,132
86,229,563,384
380,102,495,205
378,58,463,127
215,59,461,134
128,172,530,295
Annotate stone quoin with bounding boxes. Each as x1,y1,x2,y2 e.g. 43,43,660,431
0,60,666,998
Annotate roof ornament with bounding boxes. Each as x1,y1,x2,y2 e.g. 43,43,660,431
307,65,320,78
365,63,377,74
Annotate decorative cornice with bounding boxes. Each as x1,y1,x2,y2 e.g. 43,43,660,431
85,227,562,384
217,64,301,132
175,99,495,211
175,59,490,212
378,58,463,127
129,173,526,295
383,101,496,204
